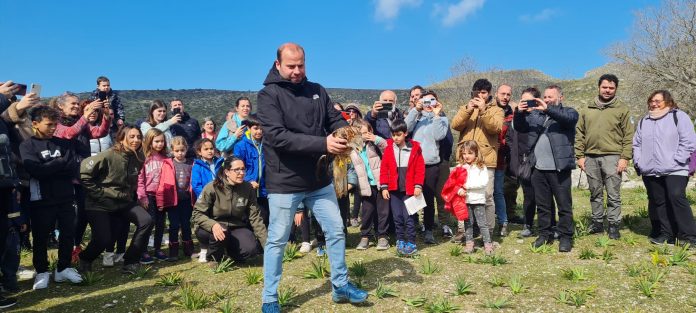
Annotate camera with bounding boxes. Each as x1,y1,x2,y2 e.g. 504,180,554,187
423,98,436,107
526,99,537,108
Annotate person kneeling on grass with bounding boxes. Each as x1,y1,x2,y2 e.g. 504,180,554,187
19,105,83,289
191,157,267,264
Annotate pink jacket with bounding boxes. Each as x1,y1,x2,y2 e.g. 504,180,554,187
138,153,178,208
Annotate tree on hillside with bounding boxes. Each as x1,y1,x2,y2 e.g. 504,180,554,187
610,0,696,114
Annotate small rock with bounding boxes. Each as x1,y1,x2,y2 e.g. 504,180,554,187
113,300,118,303
514,249,520,255
102,303,115,309
516,239,524,244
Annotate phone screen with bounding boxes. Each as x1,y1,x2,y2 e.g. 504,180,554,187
172,108,182,115
526,99,537,108
15,84,27,96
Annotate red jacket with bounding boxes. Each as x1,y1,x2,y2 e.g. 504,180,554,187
156,158,178,208
441,165,468,221
379,139,425,195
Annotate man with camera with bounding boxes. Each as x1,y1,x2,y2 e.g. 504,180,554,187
169,99,201,157
365,90,403,140
514,85,579,252
88,76,123,130
575,74,634,239
451,79,504,234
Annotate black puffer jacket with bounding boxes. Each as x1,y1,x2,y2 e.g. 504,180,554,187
257,65,347,193
512,104,579,172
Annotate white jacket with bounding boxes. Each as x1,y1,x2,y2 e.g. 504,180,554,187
464,164,488,204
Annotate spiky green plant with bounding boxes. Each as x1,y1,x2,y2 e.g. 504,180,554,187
453,276,474,295
130,265,152,279
508,275,526,295
374,280,399,299
277,286,298,308
625,263,645,277
622,234,639,246
556,287,595,307
578,247,598,260
479,254,508,266
530,243,553,254
48,252,58,272
211,289,231,303
636,278,657,298
635,206,649,218
209,258,235,274
283,243,302,263
450,245,463,257
244,269,263,285
155,272,183,287
303,256,330,279
562,267,587,282
402,296,427,307
482,297,512,309
669,243,692,266
173,284,211,310
78,271,104,286
217,299,236,313
602,249,615,263
420,258,442,275
487,276,506,288
595,235,613,248
426,297,461,313
646,268,668,284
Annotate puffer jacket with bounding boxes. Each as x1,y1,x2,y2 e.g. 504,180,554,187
464,163,488,204
349,137,387,197
451,98,504,168
441,165,468,220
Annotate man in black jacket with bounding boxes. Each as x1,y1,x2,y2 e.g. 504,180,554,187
257,43,367,312
169,99,201,157
513,85,578,252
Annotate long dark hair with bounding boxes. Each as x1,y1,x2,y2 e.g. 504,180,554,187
113,125,142,154
213,156,242,190
147,100,168,127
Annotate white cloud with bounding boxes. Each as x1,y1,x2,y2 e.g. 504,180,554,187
374,0,423,20
519,8,559,23
440,0,486,27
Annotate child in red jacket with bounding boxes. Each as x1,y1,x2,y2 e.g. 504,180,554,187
137,128,177,263
380,119,425,256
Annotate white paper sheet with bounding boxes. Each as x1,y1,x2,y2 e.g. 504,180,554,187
404,194,426,215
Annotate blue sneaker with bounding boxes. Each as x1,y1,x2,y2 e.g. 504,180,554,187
261,301,281,313
154,251,168,261
403,242,418,256
316,245,326,257
139,253,154,265
332,282,368,304
396,240,404,251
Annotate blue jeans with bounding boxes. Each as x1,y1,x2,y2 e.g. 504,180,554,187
262,184,348,303
494,169,507,224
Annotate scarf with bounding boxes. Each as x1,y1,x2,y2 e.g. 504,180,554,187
649,106,671,120
594,96,617,109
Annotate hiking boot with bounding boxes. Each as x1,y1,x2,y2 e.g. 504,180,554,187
484,242,494,255
463,241,475,254
55,268,83,284
356,237,369,250
608,223,621,240
261,301,281,313
500,223,509,237
102,252,114,267
424,230,436,244
182,240,194,257
518,225,534,238
442,225,454,238
588,221,604,234
559,237,573,252
533,236,553,248
299,241,312,253
332,282,368,304
451,228,465,243
376,237,390,250
168,242,180,261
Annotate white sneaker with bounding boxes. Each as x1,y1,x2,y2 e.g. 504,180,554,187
197,249,207,263
55,268,83,284
103,252,114,267
299,242,312,254
33,272,50,290
17,266,36,280
113,253,125,263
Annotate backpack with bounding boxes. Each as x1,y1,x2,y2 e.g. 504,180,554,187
639,110,696,176
0,134,18,188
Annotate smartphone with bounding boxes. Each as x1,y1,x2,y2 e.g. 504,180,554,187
471,91,478,99
98,91,108,101
526,99,537,108
29,83,42,98
379,102,393,111
172,108,182,115
15,84,27,96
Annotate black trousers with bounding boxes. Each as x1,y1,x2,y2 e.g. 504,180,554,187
196,227,211,250
74,185,88,247
205,227,260,262
643,175,696,240
30,202,75,273
360,186,390,237
0,188,11,265
105,218,129,254
531,169,573,238
351,189,361,219
144,195,167,253
423,163,441,231
80,206,153,265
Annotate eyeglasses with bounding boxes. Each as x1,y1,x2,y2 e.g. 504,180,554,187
649,99,664,104
347,109,358,114
230,168,246,173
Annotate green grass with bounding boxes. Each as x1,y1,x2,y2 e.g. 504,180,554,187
209,258,235,274
303,256,330,279
374,280,399,299
173,284,211,311
155,272,183,287
561,267,587,282
283,242,302,263
452,276,474,295
579,247,598,260
420,257,442,275
482,297,512,309
426,297,461,313
243,269,263,285
10,188,696,312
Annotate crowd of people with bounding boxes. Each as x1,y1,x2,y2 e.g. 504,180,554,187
0,43,695,311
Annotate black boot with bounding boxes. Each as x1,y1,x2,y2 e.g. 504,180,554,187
587,221,604,234
608,223,621,240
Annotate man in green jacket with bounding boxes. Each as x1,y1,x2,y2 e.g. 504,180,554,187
575,74,635,239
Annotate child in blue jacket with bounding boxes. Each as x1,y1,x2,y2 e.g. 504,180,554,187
233,117,268,226
191,138,223,199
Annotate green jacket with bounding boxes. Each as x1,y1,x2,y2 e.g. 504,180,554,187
192,180,267,246
575,97,635,160
80,148,144,212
